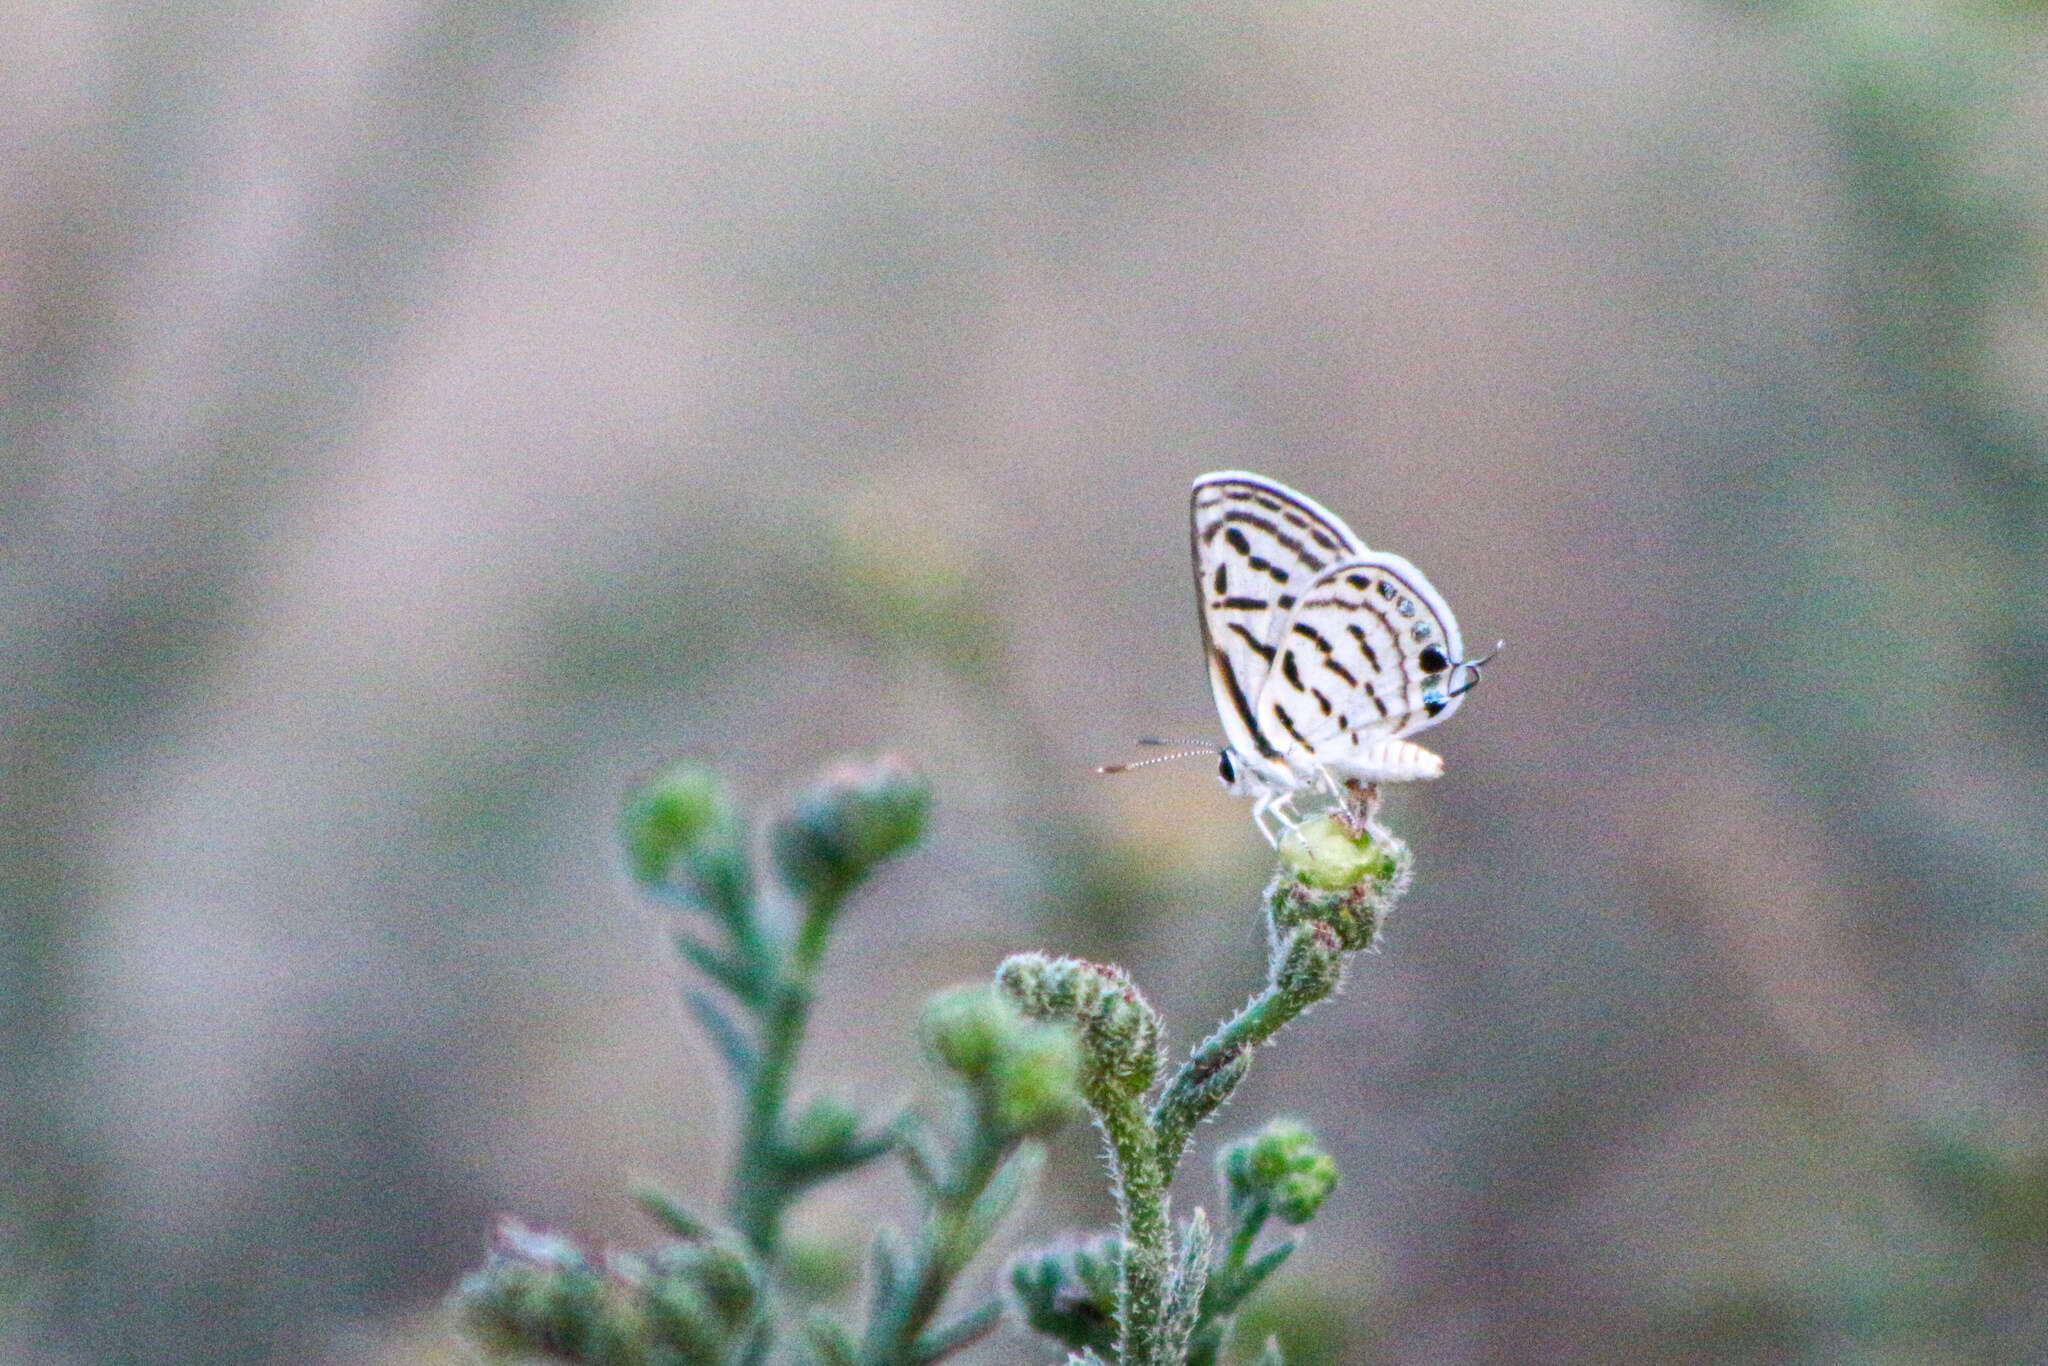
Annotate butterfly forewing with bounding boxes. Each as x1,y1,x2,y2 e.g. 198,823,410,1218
1190,472,1366,770
1251,553,1468,772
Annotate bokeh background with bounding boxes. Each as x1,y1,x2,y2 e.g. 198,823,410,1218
5,2,2046,1363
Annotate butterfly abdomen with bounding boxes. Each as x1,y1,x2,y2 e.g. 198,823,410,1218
1327,739,1444,784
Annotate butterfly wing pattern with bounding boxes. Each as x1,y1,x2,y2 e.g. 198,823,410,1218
1190,471,1485,842
1190,472,1365,791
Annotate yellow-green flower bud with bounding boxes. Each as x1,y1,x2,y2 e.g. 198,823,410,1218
783,1095,864,1167
920,985,1007,1080
989,1019,1084,1137
1271,815,1412,951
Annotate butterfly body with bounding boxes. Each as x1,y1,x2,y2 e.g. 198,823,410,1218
1190,471,1489,843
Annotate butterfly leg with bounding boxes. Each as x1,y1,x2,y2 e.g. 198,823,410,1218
1265,791,1312,846
1250,792,1289,848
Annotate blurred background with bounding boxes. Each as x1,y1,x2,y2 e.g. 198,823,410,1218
4,1,2046,1363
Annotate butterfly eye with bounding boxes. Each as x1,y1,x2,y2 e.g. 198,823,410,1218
1217,752,1237,784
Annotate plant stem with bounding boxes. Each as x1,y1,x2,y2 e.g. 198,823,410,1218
732,887,844,1257
1151,978,1302,1168
1094,1087,1172,1366
1128,916,1346,1362
862,1125,1007,1365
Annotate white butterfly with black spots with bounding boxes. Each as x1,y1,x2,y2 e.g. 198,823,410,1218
1189,470,1493,844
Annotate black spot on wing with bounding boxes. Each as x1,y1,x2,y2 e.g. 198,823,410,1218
1219,596,1270,611
1345,624,1380,670
1291,621,1334,653
1281,651,1304,691
1227,512,1326,573
1244,554,1288,584
1227,623,1276,663
1272,702,1308,747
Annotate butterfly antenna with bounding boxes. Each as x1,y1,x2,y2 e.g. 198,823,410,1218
1448,640,1504,698
1097,743,1222,775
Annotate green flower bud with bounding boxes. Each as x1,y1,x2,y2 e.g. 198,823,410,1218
989,1017,1084,1137
1271,815,1412,951
643,1237,760,1327
995,955,1163,1102
622,762,734,886
784,1095,864,1167
1221,1120,1340,1225
923,984,1083,1137
454,1220,614,1360
921,984,1007,1080
770,754,931,899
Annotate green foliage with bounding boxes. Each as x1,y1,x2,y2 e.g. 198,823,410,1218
458,1219,765,1366
1006,809,1413,1366
454,760,1416,1366
1011,1236,1124,1356
452,755,1071,1366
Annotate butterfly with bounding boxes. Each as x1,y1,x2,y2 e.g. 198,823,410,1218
1176,470,1494,844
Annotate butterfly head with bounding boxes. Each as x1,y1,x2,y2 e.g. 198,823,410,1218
1446,640,1503,701
1216,747,1242,792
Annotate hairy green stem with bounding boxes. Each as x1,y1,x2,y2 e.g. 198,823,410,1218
1124,914,1345,1363
1100,1089,1172,1366
1155,933,1327,1171
1152,975,1313,1168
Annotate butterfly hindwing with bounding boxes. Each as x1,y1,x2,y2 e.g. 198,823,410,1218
1252,552,1469,769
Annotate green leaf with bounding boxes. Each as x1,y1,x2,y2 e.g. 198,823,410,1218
676,935,760,1002
803,1313,859,1366
960,1144,1042,1259
1247,1335,1286,1366
868,1225,909,1320
633,1185,711,1241
912,1298,1004,1364
1234,1240,1296,1300
1164,1208,1213,1360
685,989,758,1081
893,1115,945,1194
